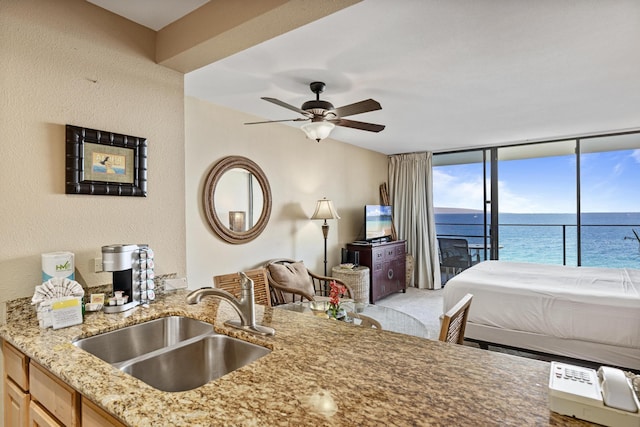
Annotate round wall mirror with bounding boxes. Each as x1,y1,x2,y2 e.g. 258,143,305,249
203,156,272,244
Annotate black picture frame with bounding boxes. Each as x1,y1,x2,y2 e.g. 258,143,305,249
65,125,147,196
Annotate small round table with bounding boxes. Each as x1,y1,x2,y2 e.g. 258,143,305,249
276,300,430,339
331,266,370,304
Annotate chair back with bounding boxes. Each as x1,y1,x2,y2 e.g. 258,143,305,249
213,268,271,307
438,238,471,269
439,293,473,344
264,258,354,306
264,259,316,305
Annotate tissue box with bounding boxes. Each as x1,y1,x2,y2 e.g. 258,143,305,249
42,252,75,281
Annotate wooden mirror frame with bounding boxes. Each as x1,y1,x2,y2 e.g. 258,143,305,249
203,156,272,244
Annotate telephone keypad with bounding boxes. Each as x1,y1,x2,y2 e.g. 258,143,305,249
562,367,593,385
549,362,601,402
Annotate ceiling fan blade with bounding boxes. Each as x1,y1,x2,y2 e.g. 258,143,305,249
331,99,381,118
244,118,308,125
332,118,385,133
262,97,311,116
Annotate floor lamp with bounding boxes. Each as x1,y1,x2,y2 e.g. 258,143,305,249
311,198,340,277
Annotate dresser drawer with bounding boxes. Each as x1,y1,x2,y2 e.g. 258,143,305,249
3,341,29,391
372,248,386,261
29,361,80,426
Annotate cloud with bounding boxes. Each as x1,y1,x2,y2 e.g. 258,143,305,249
613,162,624,176
497,180,538,213
432,168,484,209
433,166,575,214
631,149,640,164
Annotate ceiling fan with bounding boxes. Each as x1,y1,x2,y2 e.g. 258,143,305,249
244,81,385,142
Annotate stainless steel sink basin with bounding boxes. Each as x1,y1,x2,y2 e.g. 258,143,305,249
120,334,271,392
72,316,213,364
72,316,270,391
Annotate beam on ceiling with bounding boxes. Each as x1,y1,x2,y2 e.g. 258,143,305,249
156,0,361,73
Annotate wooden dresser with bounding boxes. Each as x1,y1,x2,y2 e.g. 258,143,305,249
347,240,406,303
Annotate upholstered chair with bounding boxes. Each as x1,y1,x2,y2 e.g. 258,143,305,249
264,258,353,306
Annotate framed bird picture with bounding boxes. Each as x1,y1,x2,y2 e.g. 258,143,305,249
65,125,147,196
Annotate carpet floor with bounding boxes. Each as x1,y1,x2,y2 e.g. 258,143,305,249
375,286,443,337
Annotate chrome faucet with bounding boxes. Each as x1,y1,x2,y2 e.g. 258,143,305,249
186,272,275,336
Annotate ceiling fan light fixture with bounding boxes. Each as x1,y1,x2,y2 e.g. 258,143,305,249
246,81,385,139
301,121,335,142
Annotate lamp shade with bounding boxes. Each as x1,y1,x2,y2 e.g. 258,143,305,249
311,198,340,220
300,121,335,142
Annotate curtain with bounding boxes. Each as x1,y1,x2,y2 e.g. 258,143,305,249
388,153,441,289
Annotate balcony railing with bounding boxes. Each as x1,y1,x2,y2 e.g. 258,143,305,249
436,222,640,268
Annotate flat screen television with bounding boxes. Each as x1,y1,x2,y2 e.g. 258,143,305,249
364,205,393,241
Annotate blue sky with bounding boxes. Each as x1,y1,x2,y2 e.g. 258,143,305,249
433,149,640,213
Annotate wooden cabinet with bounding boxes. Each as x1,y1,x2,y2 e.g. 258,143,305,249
81,397,125,427
28,400,64,427
2,341,124,427
4,340,30,427
29,362,80,426
5,377,29,427
347,240,406,303
4,340,29,390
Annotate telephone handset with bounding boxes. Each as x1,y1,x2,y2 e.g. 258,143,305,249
599,366,638,413
548,362,640,427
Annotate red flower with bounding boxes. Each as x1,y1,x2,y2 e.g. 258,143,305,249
328,280,347,318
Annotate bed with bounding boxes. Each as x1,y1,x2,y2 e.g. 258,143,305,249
443,260,640,370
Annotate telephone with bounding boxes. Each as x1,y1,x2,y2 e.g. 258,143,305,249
548,361,640,427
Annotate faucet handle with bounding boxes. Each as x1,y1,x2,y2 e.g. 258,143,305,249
239,272,254,290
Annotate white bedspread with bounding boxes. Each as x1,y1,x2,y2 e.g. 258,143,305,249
443,261,640,349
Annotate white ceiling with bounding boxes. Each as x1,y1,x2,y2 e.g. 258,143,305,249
87,0,209,31
91,0,640,155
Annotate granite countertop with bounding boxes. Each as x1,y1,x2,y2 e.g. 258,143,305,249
0,290,593,426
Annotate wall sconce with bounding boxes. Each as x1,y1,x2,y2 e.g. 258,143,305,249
310,198,340,276
229,211,246,232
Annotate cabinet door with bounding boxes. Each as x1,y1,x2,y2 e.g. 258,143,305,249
390,258,405,292
30,362,80,426
370,261,385,302
28,401,63,427
81,397,125,427
3,341,29,391
5,378,29,427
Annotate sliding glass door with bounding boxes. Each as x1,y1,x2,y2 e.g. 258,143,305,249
496,141,577,265
433,150,492,262
433,130,640,269
580,134,640,268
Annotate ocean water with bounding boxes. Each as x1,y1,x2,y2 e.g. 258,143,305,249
435,212,640,268
92,165,126,175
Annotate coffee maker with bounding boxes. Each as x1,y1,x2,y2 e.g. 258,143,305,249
101,244,154,313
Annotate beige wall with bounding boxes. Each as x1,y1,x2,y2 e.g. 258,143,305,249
0,1,386,420
0,1,185,419
185,97,387,287
0,0,186,305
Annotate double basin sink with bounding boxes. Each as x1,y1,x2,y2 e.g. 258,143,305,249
73,316,270,392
